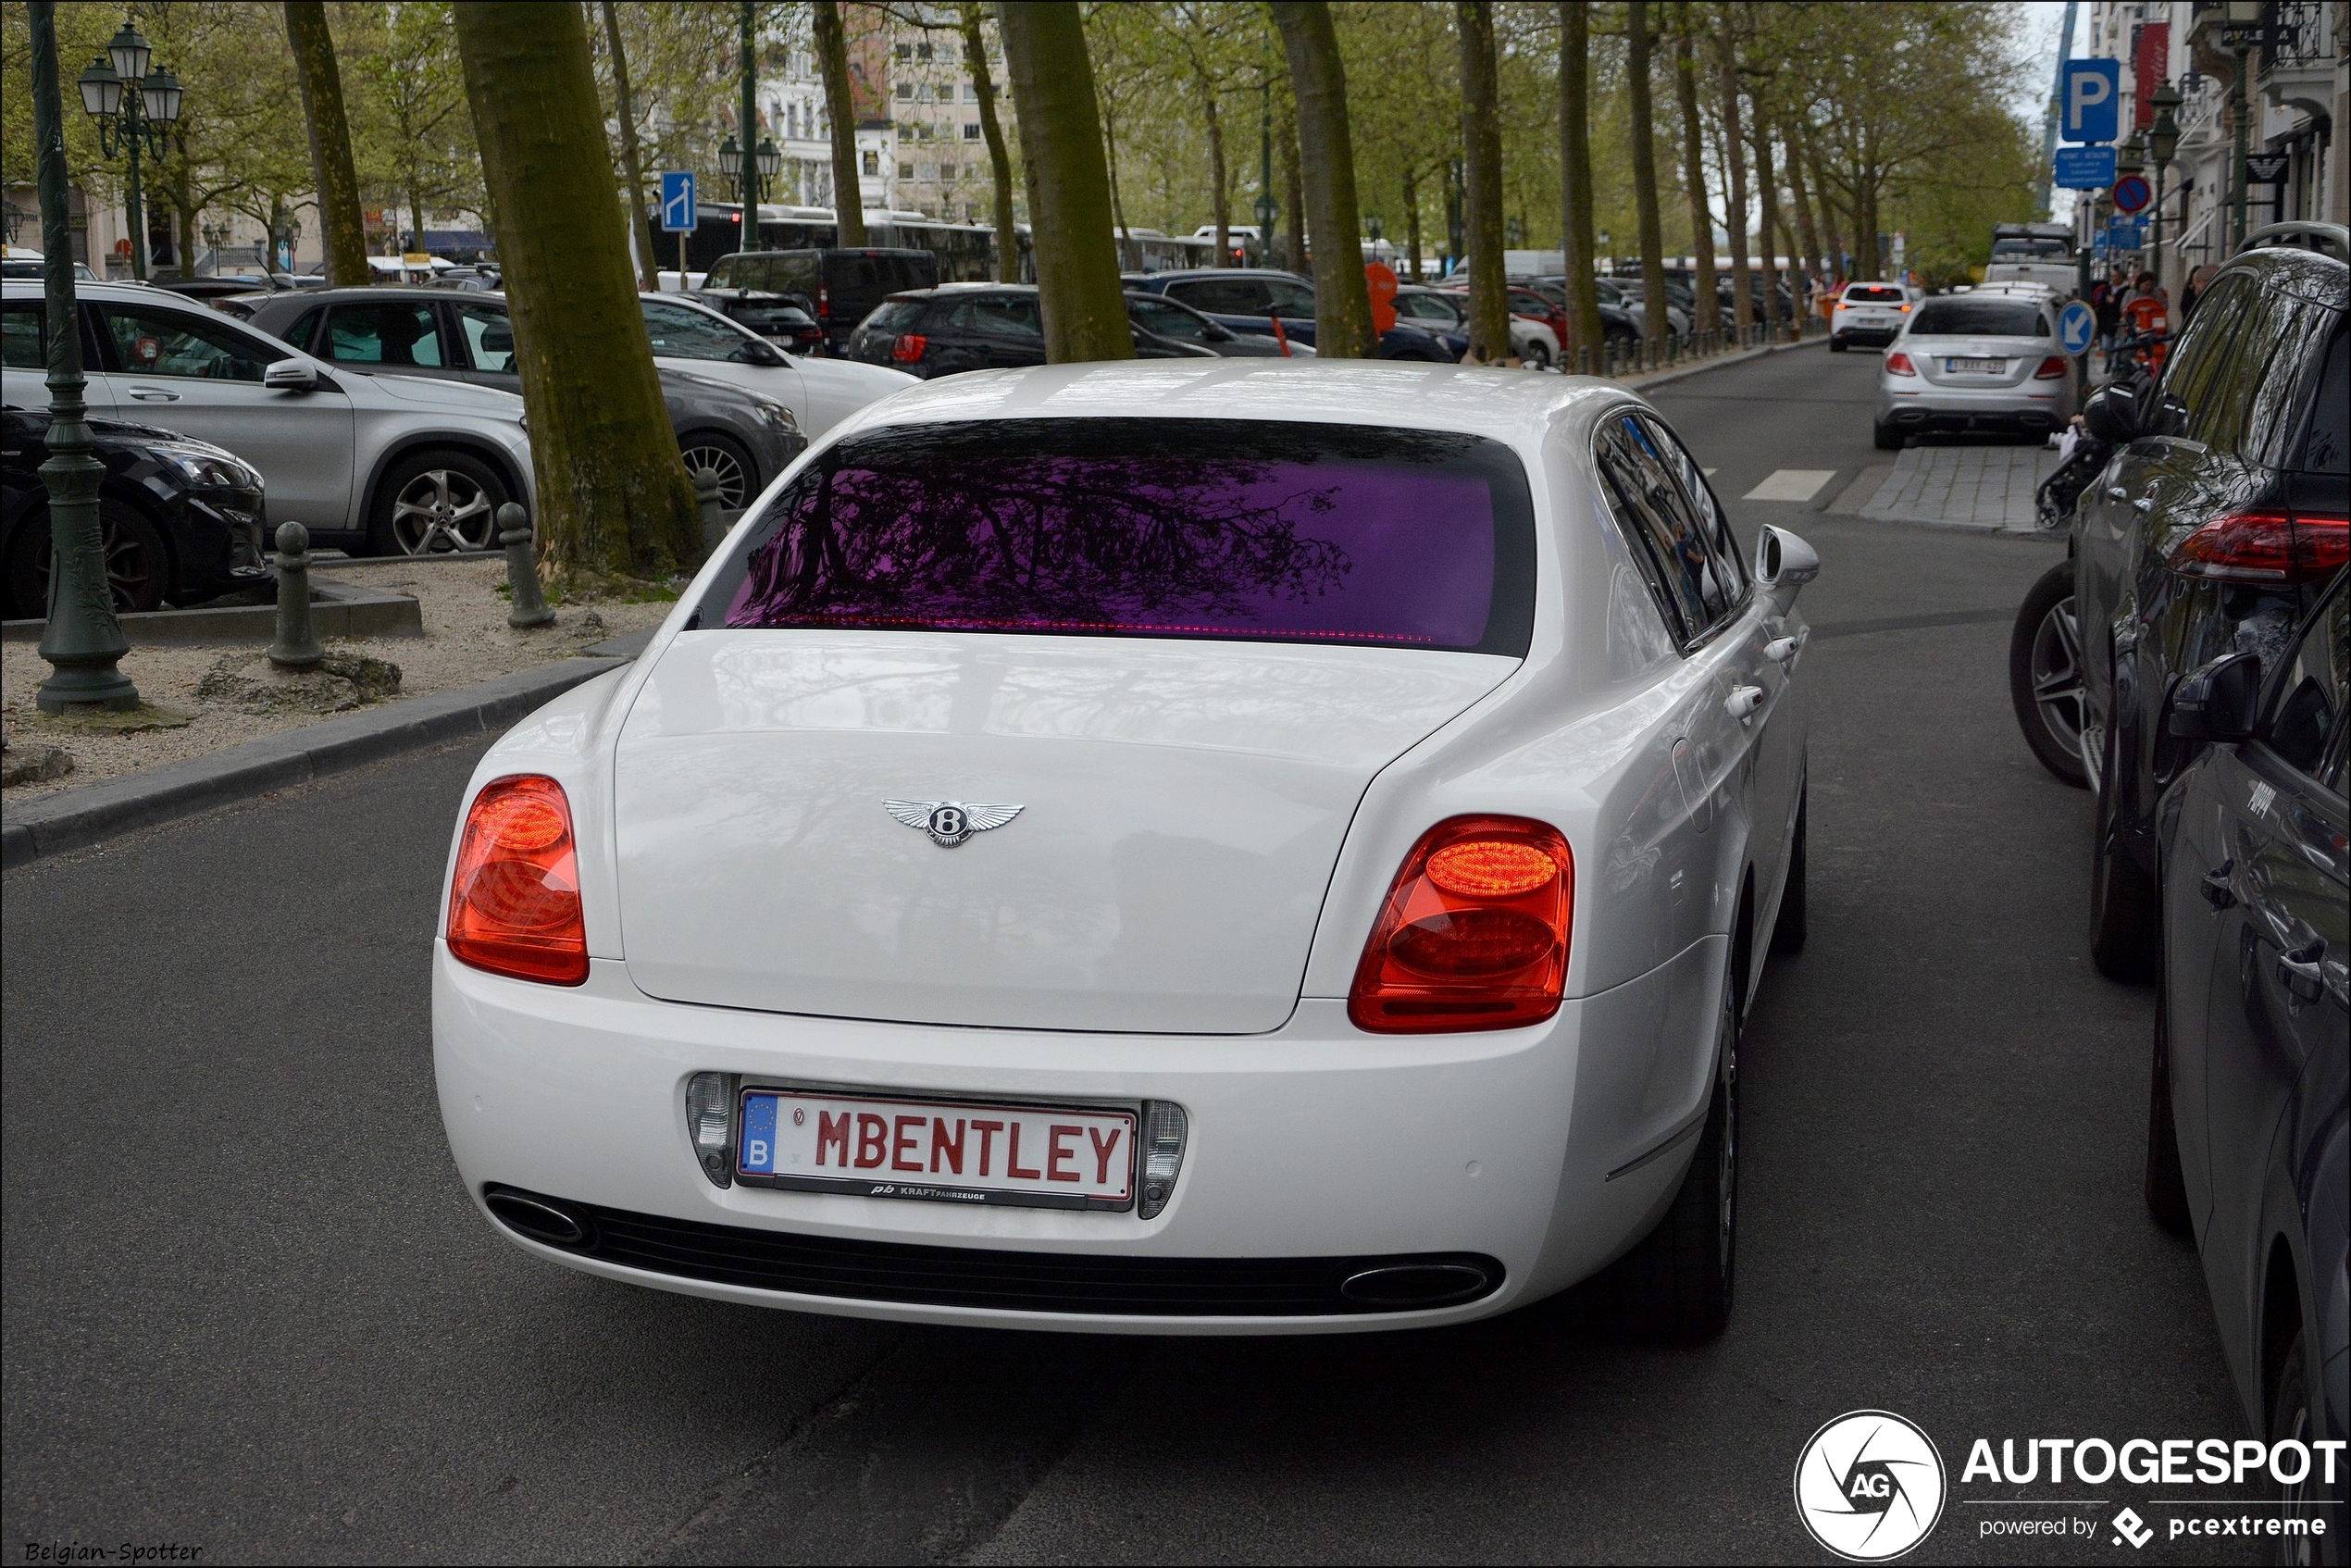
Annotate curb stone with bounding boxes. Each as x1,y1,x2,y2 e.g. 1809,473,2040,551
1620,332,1827,393
2,654,625,872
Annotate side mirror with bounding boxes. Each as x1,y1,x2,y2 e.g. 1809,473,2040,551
481,325,515,353
2166,652,2261,742
1755,525,1820,604
264,357,318,392
2081,382,2141,444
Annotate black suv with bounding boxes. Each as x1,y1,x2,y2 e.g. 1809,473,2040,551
2071,242,2347,978
693,249,934,356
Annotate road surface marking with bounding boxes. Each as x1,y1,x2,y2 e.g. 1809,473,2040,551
1742,468,1837,502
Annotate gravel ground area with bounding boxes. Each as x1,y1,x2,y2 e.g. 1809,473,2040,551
1,557,673,804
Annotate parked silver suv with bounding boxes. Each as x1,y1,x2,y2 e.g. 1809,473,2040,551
1,280,533,555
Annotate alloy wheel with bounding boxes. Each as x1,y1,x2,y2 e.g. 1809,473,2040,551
391,469,496,554
36,515,164,614
2029,592,2087,765
679,442,749,510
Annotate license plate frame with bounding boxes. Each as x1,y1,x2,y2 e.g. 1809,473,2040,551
735,1086,1139,1212
1947,356,2005,375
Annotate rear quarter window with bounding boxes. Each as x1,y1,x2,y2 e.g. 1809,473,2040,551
861,298,928,334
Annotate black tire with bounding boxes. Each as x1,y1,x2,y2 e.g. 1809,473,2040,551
677,430,757,512
2089,721,2160,982
1872,419,1903,451
1770,785,1808,956
2009,560,2091,788
1524,340,1553,371
2267,1331,2321,1566
2144,968,2193,1235
1829,337,1848,354
5,500,170,617
366,448,511,556
1594,977,1738,1341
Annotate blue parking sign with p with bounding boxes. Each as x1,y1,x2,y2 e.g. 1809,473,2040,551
2061,59,2121,144
659,170,696,233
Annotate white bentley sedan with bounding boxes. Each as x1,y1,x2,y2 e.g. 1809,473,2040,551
433,360,1816,1339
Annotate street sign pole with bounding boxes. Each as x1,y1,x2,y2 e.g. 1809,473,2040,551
659,169,696,292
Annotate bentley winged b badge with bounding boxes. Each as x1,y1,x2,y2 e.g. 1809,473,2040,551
885,799,1024,848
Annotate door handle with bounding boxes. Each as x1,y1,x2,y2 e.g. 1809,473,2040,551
2200,863,2235,909
128,387,180,402
1764,636,1800,666
2276,940,2326,1002
2106,486,2128,500
2133,497,2153,513
1725,684,1765,723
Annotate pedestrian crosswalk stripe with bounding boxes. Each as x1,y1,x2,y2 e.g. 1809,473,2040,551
1742,469,1837,502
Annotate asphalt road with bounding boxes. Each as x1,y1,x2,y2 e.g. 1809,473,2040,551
3,346,2262,1565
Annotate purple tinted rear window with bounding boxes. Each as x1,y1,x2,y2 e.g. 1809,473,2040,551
704,418,1536,655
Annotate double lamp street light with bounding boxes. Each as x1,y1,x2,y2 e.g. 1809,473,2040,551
76,19,182,283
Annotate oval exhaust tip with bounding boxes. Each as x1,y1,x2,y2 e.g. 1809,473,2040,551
485,1190,590,1249
1339,1262,1490,1309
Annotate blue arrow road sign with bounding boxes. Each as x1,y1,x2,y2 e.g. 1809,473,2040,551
2061,58,2121,143
2055,144,2117,190
659,170,697,233
2058,300,2096,355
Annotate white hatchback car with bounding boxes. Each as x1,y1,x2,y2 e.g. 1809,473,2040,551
433,361,1816,1339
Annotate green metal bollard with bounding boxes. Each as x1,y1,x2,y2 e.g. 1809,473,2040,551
267,521,322,670
500,503,554,628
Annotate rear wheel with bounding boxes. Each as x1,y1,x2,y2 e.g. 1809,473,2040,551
678,431,756,511
2089,723,2160,982
1594,977,1738,1341
1830,337,1848,354
2143,972,2192,1235
367,449,509,556
2009,560,2090,788
6,500,169,616
1872,419,1904,451
2268,1333,2320,1566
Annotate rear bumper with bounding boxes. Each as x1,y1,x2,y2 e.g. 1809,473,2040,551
433,937,1727,1334
1879,380,2073,433
1834,323,1900,346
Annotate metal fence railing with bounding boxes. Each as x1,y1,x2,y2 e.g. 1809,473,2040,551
1561,309,1822,380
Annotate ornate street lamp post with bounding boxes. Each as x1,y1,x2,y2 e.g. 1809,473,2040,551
2220,0,2261,252
718,134,783,208
77,19,182,281
2116,130,2146,265
2147,80,2182,289
30,2,137,712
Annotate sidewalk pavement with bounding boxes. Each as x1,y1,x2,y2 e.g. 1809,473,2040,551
1857,444,2060,533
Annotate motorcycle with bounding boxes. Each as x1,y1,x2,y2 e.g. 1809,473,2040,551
2009,354,2164,788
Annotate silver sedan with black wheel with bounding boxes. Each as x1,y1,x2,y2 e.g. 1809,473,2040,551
2009,558,2089,788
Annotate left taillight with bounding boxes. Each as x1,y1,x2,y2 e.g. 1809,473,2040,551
447,775,588,985
889,331,927,363
2168,511,2349,584
1349,815,1573,1035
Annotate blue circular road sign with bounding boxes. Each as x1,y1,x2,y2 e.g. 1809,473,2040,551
2112,174,2152,215
2059,300,2097,355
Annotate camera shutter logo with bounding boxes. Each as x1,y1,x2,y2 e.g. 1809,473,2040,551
1793,1410,1947,1562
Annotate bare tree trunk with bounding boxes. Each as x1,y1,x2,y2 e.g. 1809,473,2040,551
283,0,368,287
1272,1,1374,358
602,0,657,292
815,1,866,246
1752,109,1779,335
1557,1,1602,365
959,4,1018,281
1403,162,1421,283
1281,106,1304,274
1626,1,1669,350
1782,121,1822,299
1456,1,1511,365
995,0,1131,361
1673,14,1718,337
1101,97,1128,270
1714,26,1750,333
452,0,697,580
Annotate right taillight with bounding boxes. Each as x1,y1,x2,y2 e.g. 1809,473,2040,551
2034,355,2070,379
1349,815,1573,1034
889,332,927,363
1885,352,1916,376
2168,511,2350,584
447,775,588,985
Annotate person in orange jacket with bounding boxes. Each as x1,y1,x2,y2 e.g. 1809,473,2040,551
2120,270,2169,377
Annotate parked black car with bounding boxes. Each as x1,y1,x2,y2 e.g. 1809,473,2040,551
240,288,806,510
2,407,268,617
1122,268,1454,360
843,284,1216,378
2144,569,2345,1554
692,249,933,356
1119,287,1297,356
2071,240,2346,980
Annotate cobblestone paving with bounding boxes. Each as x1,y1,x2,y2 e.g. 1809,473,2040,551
1860,444,2060,532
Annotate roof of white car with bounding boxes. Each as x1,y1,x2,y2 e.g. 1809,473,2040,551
835,359,1627,449
2,279,169,301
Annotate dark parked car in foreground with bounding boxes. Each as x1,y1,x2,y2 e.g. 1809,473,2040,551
1,407,267,618
2145,568,2346,1557
2071,241,2346,980
1123,268,1455,360
844,284,1221,377
242,288,805,511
